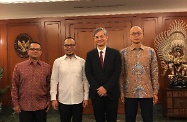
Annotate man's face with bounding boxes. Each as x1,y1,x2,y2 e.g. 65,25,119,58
94,30,108,47
27,43,42,60
130,27,143,44
64,39,76,56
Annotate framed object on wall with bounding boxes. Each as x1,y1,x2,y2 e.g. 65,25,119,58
14,33,33,58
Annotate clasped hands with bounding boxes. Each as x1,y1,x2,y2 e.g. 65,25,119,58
97,86,107,97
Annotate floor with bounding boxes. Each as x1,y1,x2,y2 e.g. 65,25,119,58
0,106,187,122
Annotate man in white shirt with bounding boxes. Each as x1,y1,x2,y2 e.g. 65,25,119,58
50,37,89,122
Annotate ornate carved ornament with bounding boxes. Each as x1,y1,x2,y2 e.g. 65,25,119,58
154,20,187,88
14,33,33,58
155,20,187,63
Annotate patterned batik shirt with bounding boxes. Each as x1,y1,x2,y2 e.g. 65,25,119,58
11,59,51,111
120,45,159,98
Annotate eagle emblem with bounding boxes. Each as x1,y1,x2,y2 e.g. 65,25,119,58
18,40,30,52
14,33,33,58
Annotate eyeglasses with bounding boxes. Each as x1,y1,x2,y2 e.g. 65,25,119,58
64,44,76,48
130,32,143,36
29,48,41,51
94,35,106,39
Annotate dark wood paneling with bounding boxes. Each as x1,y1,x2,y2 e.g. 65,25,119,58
141,17,158,47
44,21,62,66
165,89,187,117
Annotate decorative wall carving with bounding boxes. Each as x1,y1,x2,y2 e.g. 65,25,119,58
155,20,187,88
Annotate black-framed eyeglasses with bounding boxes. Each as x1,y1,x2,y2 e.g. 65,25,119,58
64,44,76,48
29,48,41,51
130,32,143,36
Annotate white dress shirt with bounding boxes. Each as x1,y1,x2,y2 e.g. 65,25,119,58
50,55,89,104
97,46,106,61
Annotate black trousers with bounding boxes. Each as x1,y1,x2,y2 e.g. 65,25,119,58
58,102,83,122
125,98,153,122
91,97,119,122
19,109,47,122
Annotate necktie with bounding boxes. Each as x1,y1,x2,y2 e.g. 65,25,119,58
100,51,104,68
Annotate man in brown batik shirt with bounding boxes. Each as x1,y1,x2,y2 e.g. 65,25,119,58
11,42,51,122
120,26,159,122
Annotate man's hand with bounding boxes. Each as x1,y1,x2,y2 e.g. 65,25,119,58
51,100,58,110
97,86,107,97
153,95,158,104
13,105,21,114
120,92,124,103
82,100,88,108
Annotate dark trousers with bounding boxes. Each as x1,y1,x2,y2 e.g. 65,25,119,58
58,102,83,122
125,98,153,122
19,109,47,122
91,97,119,122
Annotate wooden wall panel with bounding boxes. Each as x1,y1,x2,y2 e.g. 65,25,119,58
76,31,94,59
44,21,62,66
141,17,158,47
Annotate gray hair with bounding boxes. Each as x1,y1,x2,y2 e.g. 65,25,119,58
93,27,108,37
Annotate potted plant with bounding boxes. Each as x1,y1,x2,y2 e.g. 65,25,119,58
0,67,10,113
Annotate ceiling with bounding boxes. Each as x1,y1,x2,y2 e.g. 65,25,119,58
0,0,187,20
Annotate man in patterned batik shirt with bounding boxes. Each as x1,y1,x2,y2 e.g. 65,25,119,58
11,42,51,122
120,26,159,122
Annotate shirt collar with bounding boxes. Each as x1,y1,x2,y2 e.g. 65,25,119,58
28,59,41,66
63,54,77,59
130,44,145,51
97,46,106,53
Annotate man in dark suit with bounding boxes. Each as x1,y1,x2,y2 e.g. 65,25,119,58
85,27,122,122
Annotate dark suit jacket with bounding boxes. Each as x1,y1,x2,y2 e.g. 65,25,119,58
85,47,122,100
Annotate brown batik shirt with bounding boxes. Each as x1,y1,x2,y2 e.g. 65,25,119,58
11,59,51,111
120,45,159,98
